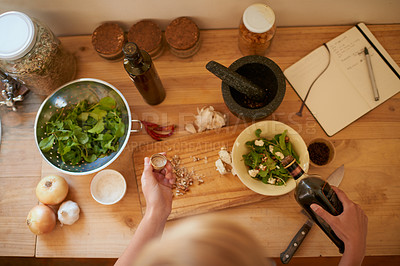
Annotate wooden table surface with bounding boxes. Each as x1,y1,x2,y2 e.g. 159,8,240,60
0,25,399,258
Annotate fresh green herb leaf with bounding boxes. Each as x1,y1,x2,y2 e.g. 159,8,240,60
115,122,125,138
89,108,107,121
258,170,269,178
279,130,287,150
39,135,55,152
98,97,116,111
77,112,89,122
88,120,105,134
255,128,262,138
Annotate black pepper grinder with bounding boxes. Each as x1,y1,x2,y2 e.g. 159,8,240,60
123,42,166,105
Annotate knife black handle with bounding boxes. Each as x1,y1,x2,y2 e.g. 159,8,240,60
280,222,313,264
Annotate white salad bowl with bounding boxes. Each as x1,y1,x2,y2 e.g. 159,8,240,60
232,121,309,196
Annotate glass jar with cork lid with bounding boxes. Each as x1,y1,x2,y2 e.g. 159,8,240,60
0,11,76,96
238,3,276,56
128,20,164,60
165,17,201,58
92,22,126,60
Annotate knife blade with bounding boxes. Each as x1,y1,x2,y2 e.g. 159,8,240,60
280,165,345,264
326,165,344,187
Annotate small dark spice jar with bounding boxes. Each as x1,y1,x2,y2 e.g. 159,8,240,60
128,20,164,59
165,17,201,58
92,22,126,60
307,138,336,167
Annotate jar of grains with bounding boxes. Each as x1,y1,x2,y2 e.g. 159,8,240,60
238,3,276,56
0,11,76,96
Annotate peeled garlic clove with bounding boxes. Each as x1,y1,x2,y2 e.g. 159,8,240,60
195,107,212,132
57,200,80,226
185,123,197,134
211,112,226,129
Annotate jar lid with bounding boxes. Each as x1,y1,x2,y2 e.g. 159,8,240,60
92,22,125,60
243,3,275,34
0,11,36,60
128,20,162,53
165,17,200,50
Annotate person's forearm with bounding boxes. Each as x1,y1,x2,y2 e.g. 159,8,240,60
114,209,168,266
338,244,365,266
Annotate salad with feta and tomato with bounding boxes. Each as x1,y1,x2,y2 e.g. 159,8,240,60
242,129,300,186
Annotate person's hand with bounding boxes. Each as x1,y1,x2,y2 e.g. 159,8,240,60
311,187,368,265
141,155,175,221
115,154,176,266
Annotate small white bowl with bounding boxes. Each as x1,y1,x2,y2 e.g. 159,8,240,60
232,121,309,196
90,169,127,205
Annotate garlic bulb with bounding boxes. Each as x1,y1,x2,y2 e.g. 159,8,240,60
186,106,227,134
57,200,80,226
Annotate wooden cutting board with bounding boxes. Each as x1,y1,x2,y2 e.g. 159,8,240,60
133,124,271,220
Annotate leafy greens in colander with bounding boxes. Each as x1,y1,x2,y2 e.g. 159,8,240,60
39,97,125,165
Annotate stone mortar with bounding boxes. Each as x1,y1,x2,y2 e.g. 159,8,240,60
221,55,286,121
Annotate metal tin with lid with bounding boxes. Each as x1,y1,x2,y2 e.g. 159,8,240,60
0,11,76,96
238,3,276,56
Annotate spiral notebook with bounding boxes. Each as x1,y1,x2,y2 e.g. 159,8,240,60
284,23,400,136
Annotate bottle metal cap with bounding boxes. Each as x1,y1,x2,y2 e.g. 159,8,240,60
0,11,36,60
123,42,140,57
243,3,275,34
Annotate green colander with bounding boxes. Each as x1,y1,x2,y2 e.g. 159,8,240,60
34,78,141,175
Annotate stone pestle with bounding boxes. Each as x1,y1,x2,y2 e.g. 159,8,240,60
206,60,267,101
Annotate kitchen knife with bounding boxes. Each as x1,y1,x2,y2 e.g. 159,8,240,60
325,165,344,187
280,165,344,264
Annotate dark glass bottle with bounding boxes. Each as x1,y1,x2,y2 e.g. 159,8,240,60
123,42,166,105
282,155,345,253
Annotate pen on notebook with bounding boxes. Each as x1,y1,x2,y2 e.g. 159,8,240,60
364,47,380,101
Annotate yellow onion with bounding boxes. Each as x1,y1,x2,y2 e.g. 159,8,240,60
36,175,69,205
26,205,56,235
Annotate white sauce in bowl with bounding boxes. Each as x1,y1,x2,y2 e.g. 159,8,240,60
90,169,126,205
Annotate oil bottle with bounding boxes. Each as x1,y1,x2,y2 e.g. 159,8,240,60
282,155,345,253
123,42,166,105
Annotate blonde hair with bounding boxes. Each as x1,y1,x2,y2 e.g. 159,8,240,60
133,215,272,266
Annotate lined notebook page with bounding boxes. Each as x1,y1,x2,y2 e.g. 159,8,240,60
285,23,400,136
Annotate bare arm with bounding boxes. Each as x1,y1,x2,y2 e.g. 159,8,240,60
311,187,368,266
115,156,175,266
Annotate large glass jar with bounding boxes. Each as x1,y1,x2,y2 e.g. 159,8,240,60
0,11,76,96
238,3,276,56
